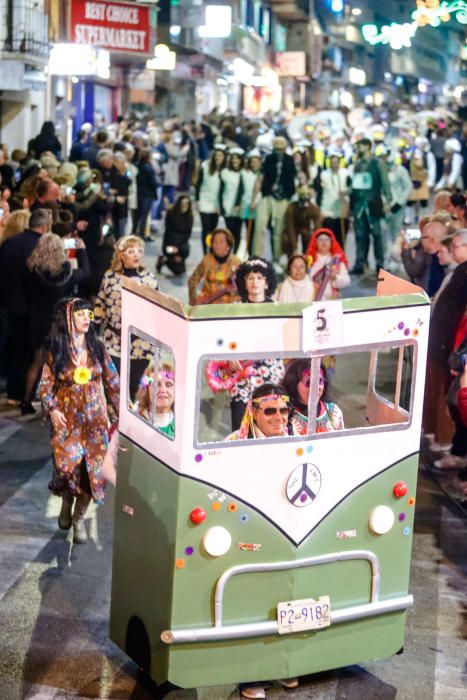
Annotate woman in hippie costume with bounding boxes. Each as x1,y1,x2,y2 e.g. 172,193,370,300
306,228,350,301
39,297,120,544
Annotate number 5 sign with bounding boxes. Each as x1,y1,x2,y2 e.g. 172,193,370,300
302,301,344,353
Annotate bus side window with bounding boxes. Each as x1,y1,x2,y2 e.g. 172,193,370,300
128,330,175,440
319,345,414,433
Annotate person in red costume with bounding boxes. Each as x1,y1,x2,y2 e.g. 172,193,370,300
305,227,350,301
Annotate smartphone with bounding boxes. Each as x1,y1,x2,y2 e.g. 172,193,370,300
405,228,421,242
102,223,111,237
103,182,111,195
63,238,77,250
66,186,74,196
462,354,467,368
0,207,4,220
166,245,177,254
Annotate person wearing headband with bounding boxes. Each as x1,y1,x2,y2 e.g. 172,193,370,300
283,359,344,434
94,234,158,399
134,362,175,438
235,257,277,303
39,297,120,544
225,383,297,440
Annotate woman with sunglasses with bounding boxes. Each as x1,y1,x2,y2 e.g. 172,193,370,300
39,297,119,544
283,359,344,435
94,234,158,400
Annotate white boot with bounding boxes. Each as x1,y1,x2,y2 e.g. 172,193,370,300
72,494,91,544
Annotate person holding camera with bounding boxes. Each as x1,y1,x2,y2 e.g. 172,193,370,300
157,195,193,276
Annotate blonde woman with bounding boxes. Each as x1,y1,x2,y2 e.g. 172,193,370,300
0,209,30,244
22,232,89,414
94,234,158,398
135,362,175,438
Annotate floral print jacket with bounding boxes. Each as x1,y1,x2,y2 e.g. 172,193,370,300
94,268,158,358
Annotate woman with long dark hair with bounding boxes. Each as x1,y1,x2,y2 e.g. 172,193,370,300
39,297,119,544
195,145,226,253
283,358,344,434
157,195,193,275
22,233,90,415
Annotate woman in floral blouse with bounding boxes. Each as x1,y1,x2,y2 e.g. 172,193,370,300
39,297,120,544
188,228,241,305
94,234,158,399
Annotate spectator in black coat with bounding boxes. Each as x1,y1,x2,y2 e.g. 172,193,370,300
135,148,158,240
157,195,193,275
21,233,90,414
32,121,62,160
110,152,131,239
82,130,109,168
0,208,52,402
424,229,467,449
69,129,89,162
73,169,113,297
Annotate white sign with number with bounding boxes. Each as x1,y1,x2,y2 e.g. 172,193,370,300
302,301,345,353
277,596,331,634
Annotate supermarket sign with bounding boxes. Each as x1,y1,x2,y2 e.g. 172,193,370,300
69,0,156,56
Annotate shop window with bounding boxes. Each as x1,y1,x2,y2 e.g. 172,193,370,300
128,329,175,441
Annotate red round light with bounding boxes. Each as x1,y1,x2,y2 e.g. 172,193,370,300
393,481,408,498
190,508,206,525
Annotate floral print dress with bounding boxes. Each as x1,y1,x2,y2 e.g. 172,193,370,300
39,352,120,504
94,269,158,359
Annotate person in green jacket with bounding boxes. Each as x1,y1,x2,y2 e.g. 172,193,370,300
350,138,392,275
135,362,175,439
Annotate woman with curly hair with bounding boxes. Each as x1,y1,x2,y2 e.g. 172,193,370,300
22,233,89,415
283,358,344,434
188,228,241,305
235,256,277,303
39,297,119,543
94,234,158,399
206,258,282,430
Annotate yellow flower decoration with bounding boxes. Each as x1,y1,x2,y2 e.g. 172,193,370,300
73,366,92,385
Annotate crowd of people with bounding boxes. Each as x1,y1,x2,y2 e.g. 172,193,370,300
0,104,466,548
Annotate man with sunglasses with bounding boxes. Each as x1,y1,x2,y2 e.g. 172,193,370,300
225,383,296,440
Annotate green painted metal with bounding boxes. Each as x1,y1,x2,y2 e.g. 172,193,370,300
110,437,418,688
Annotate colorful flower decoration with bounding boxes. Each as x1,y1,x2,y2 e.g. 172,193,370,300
73,366,92,385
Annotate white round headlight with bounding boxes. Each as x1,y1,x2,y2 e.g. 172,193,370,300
202,526,232,557
369,505,395,535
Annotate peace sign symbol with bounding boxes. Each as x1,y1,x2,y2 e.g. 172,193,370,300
286,463,322,508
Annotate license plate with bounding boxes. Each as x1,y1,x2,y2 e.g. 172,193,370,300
277,596,331,635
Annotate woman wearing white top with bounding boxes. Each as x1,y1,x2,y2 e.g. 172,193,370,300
195,145,226,253
221,148,244,252
275,254,315,304
240,149,262,255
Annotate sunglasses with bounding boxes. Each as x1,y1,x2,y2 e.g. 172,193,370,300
124,247,144,256
256,406,290,416
74,309,94,321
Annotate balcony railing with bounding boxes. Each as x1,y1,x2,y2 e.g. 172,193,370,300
0,0,49,59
